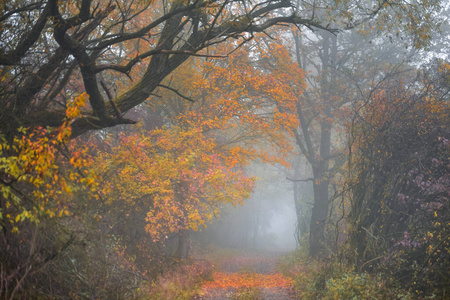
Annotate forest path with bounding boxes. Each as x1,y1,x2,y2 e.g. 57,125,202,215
194,251,297,299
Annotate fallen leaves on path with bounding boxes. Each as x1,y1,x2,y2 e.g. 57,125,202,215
196,252,297,299
202,271,293,289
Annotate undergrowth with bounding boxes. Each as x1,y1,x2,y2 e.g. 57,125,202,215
139,259,213,299
277,249,417,299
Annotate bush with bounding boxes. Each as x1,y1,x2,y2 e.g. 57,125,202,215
279,251,412,299
347,74,450,297
324,272,408,300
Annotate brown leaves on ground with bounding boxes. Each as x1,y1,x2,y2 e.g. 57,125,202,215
196,253,297,299
203,272,293,289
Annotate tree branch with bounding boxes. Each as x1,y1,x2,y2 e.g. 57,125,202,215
0,2,50,65
158,84,195,102
286,177,314,182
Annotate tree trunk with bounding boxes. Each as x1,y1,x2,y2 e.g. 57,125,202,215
175,230,190,259
309,166,330,258
309,111,332,258
292,163,303,246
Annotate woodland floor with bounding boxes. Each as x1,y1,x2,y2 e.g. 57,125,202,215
193,251,297,299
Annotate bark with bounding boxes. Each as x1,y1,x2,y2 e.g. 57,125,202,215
175,230,191,259
309,163,330,257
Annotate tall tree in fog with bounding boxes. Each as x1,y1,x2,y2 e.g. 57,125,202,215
289,22,442,257
291,29,346,258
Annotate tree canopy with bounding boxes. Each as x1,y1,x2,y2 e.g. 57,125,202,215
0,0,443,138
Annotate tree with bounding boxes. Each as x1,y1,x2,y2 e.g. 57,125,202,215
94,125,255,258
286,3,448,256
91,37,305,258
289,30,345,258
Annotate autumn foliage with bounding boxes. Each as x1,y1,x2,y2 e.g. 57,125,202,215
94,125,255,241
156,37,303,166
90,36,303,249
0,93,96,231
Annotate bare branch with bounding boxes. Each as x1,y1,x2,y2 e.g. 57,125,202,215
158,84,195,103
286,177,315,182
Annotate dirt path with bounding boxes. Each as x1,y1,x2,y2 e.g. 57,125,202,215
194,252,297,299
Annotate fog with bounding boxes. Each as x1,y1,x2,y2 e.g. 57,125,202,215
266,202,297,251
196,164,300,252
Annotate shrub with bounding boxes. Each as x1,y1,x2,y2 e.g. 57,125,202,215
279,251,412,299
324,272,406,300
